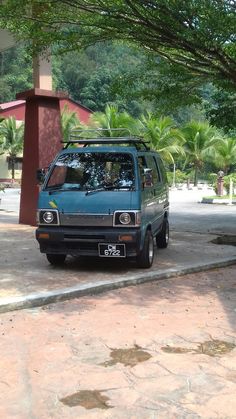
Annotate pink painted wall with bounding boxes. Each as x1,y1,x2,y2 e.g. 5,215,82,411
0,103,26,120
60,99,91,124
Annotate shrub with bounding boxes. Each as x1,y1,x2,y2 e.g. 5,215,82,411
222,174,236,194
166,169,188,186
0,183,5,193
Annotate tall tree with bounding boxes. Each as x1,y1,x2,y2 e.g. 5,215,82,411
213,137,236,174
0,46,32,102
140,114,185,164
0,1,235,88
90,104,139,137
0,117,24,179
60,105,83,142
182,120,222,185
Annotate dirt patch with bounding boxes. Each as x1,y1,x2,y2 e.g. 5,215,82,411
102,345,152,367
161,339,236,357
161,346,194,354
60,390,112,409
197,340,236,356
211,235,236,246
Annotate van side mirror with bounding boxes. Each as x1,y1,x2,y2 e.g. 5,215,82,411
143,168,153,188
36,168,46,184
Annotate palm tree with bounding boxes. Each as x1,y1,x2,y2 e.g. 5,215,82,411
213,137,236,174
61,105,84,142
139,113,185,164
90,104,139,137
182,120,222,186
0,117,24,180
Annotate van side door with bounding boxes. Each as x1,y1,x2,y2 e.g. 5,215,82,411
155,156,169,212
143,155,163,234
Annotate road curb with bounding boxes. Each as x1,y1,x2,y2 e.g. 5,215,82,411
1,257,236,314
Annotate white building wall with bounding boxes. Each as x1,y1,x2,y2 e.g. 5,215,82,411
0,153,22,181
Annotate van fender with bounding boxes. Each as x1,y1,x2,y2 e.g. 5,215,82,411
139,223,152,252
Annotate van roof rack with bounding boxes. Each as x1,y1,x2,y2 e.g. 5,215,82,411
61,129,150,151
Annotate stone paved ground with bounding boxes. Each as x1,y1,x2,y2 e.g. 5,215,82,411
0,265,235,418
0,221,235,309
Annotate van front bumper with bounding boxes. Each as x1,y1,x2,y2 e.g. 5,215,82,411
36,226,141,258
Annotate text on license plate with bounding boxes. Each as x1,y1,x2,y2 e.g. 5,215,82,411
98,243,126,257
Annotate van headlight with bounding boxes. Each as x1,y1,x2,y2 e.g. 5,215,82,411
38,209,59,225
119,212,131,225
114,211,141,227
43,211,54,223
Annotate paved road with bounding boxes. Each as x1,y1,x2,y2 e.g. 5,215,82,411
0,186,236,313
169,188,236,235
1,187,236,235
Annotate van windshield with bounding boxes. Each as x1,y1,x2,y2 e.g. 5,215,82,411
45,152,135,192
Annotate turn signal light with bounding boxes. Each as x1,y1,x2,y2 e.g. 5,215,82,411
119,235,133,242
38,233,50,239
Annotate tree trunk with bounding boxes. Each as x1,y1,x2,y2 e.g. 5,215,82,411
194,167,198,186
11,157,15,180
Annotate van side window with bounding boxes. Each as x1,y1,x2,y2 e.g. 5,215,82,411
157,158,167,183
146,156,161,185
138,156,147,184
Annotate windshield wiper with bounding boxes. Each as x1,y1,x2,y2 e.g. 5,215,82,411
85,184,133,195
45,185,64,194
85,187,106,196
46,185,82,194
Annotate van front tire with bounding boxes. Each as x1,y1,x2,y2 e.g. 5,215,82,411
46,254,66,266
137,230,154,269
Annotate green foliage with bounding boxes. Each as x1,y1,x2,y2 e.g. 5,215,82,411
205,89,236,133
221,174,236,195
53,43,150,115
0,116,24,155
212,137,236,174
139,114,185,164
166,169,187,187
182,120,223,185
0,46,32,102
89,104,138,137
0,183,5,192
0,116,24,179
207,173,218,186
0,42,235,133
1,1,235,88
60,105,82,142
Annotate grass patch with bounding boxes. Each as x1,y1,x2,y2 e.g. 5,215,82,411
203,195,236,200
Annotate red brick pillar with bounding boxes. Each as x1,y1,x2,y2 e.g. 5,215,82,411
16,88,68,225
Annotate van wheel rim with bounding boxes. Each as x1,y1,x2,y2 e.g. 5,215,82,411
165,222,169,243
149,238,154,261
166,229,169,243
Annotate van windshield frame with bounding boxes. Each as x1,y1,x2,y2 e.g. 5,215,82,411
44,152,135,192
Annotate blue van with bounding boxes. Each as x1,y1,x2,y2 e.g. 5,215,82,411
36,136,169,268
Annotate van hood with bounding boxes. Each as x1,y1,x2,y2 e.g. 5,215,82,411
38,190,139,213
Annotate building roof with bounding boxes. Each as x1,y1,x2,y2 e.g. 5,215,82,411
0,98,92,113
0,100,25,110
0,98,92,124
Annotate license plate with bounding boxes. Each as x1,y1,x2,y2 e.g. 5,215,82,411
98,243,126,257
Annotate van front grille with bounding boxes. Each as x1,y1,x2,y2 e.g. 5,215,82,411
64,234,105,241
60,213,113,227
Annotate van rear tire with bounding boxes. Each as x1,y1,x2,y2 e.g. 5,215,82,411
137,230,154,269
46,254,66,266
156,218,169,248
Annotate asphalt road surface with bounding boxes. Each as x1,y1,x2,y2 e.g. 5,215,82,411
169,188,236,235
0,187,235,235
